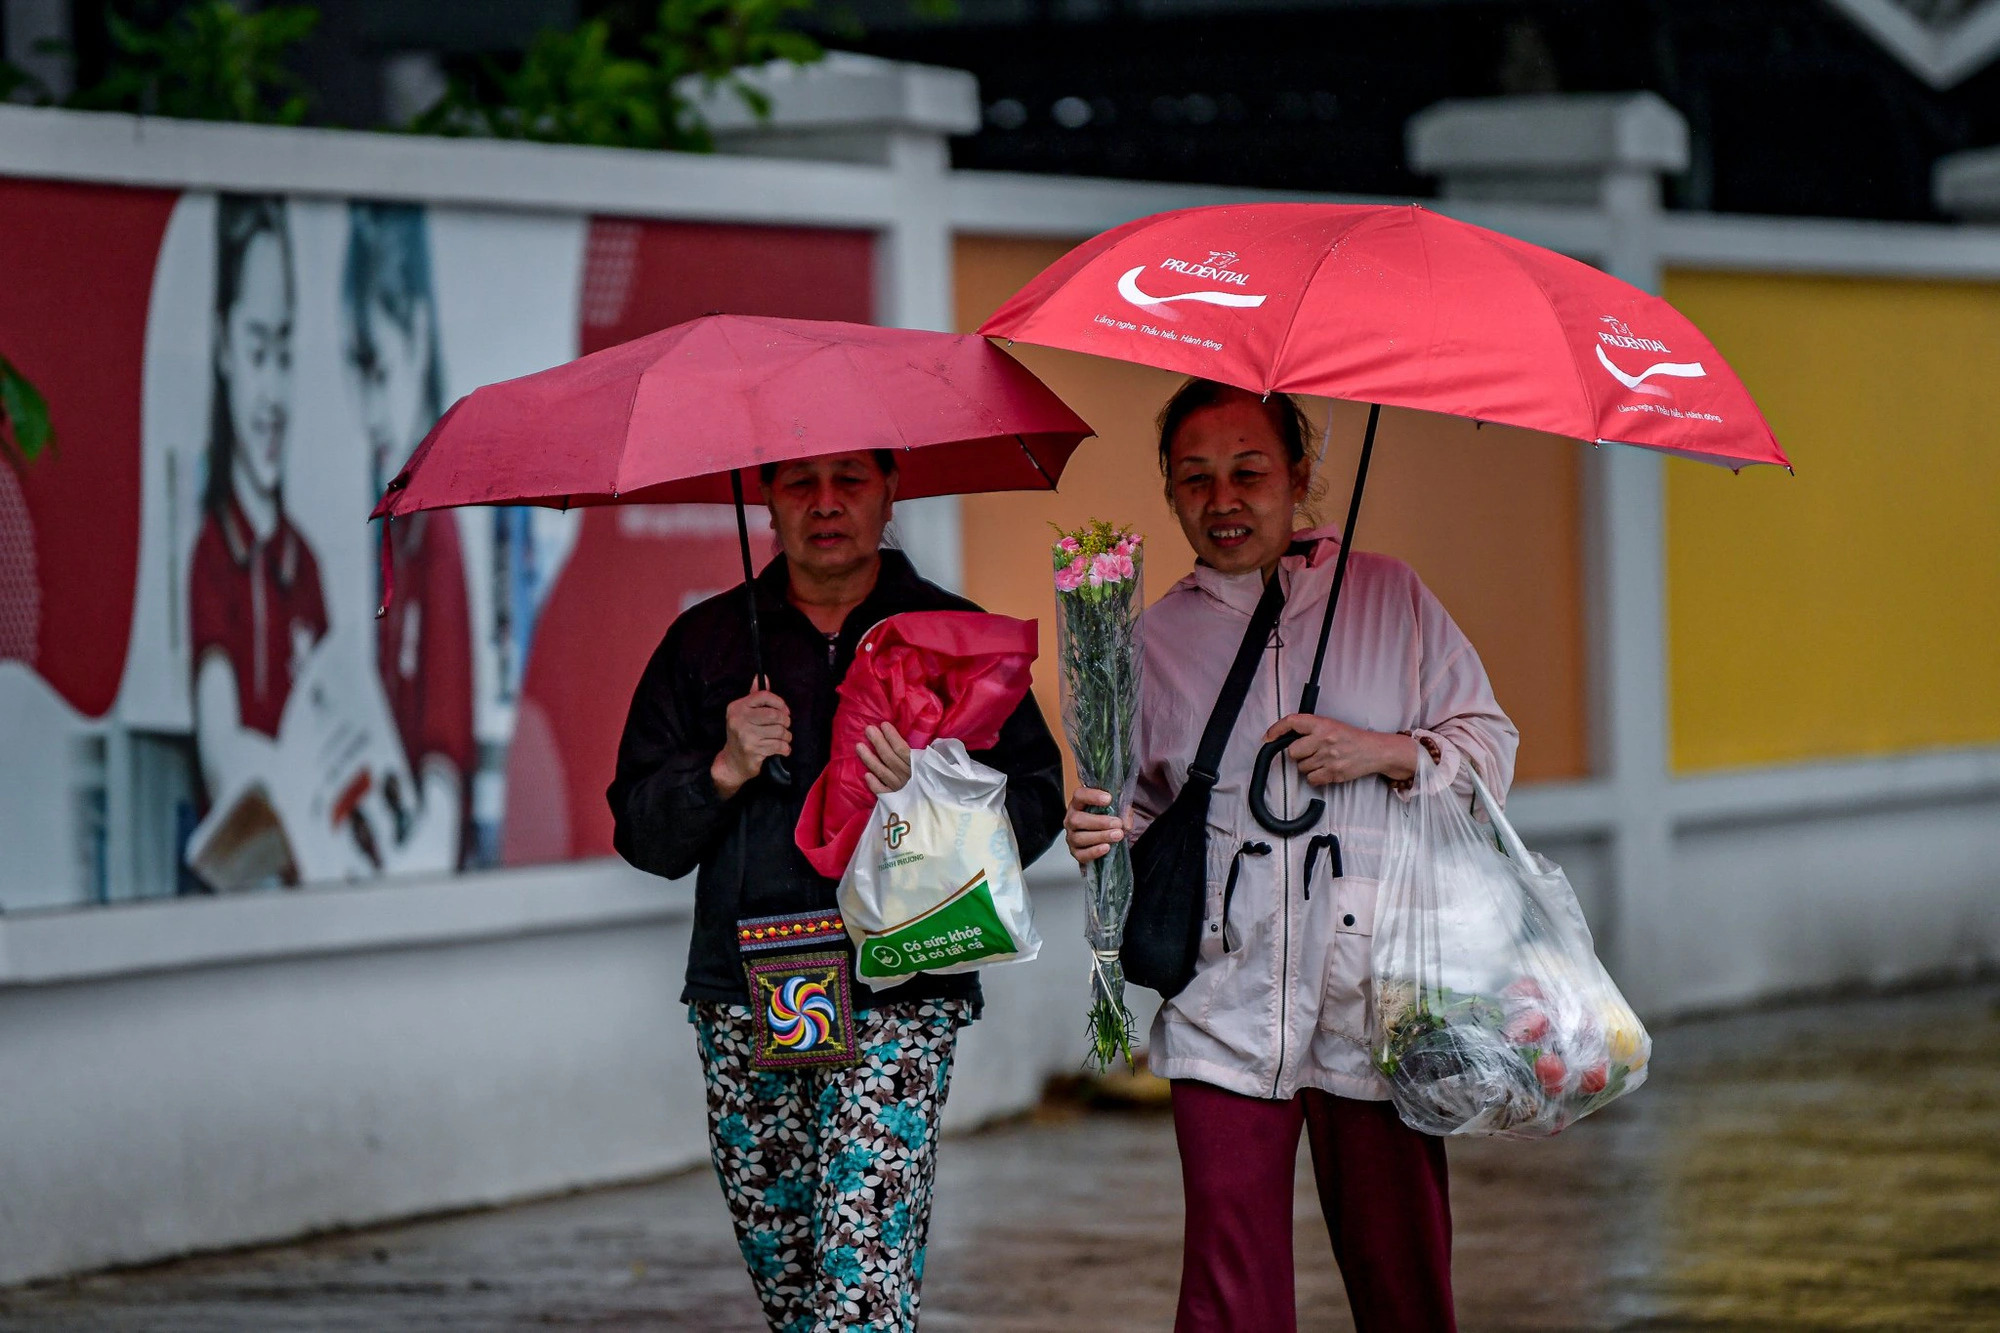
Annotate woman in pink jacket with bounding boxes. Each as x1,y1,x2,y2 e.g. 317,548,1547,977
1066,379,1518,1333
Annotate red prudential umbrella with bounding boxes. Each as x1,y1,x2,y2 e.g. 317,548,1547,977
980,202,1787,470
373,314,1095,785
979,202,1789,835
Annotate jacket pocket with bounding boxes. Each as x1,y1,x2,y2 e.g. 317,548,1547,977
1165,880,1233,1028
1331,874,1378,937
1319,876,1380,1048
1197,878,1226,966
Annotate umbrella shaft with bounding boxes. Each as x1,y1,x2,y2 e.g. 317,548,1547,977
731,469,791,787
731,470,768,688
1299,402,1380,716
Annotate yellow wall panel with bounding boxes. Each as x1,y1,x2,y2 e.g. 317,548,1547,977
956,235,1590,784
1664,270,2000,772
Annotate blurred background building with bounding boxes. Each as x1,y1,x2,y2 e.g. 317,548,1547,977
18,0,2000,218
3,0,1997,1291
852,0,2000,220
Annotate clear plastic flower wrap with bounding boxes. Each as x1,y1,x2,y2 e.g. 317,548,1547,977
1050,520,1144,1069
1372,759,1651,1138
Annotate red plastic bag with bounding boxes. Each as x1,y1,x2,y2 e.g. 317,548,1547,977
795,611,1038,879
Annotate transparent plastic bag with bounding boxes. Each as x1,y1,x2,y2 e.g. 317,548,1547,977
1050,523,1144,1067
1371,760,1651,1138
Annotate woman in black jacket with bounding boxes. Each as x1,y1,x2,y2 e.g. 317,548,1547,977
608,448,1064,1333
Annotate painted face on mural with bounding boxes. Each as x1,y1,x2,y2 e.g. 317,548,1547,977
763,452,898,580
218,230,293,499
1166,392,1310,576
346,292,432,477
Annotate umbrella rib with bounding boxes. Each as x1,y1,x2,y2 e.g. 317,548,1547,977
611,355,653,497
1266,204,1411,393
840,342,923,452
1462,226,1603,440
1014,434,1057,488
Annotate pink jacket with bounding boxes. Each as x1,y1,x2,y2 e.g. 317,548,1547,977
1132,526,1519,1101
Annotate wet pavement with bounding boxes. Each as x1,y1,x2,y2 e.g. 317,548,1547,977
5,983,1997,1331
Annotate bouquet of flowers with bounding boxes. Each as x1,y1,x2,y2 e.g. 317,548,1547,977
1051,521,1144,1070
1372,764,1652,1138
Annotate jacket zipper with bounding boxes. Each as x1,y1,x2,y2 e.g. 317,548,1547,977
1271,623,1290,1100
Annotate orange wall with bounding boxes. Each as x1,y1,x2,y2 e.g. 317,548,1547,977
954,235,1590,785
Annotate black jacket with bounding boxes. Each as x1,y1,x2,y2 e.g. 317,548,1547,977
608,550,1066,1011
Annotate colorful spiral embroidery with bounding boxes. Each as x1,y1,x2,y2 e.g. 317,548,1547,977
766,975,839,1050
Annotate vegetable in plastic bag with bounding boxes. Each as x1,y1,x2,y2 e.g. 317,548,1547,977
1371,760,1651,1138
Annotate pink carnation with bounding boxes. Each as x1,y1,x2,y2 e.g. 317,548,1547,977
1087,551,1135,587
1114,535,1139,557
1055,556,1088,592
1058,535,1081,555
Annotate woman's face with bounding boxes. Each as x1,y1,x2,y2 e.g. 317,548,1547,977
218,231,293,498
763,452,897,581
346,294,432,477
1166,394,1309,575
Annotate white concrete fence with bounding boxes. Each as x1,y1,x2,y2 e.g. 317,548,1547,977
3,59,1998,1284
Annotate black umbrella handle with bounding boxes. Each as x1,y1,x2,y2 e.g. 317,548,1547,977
732,469,791,789
1250,732,1323,837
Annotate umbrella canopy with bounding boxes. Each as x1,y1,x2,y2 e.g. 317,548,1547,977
980,201,1788,472
980,201,1790,836
374,314,1095,518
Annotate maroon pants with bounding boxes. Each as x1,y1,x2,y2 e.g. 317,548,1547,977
1172,1079,1456,1333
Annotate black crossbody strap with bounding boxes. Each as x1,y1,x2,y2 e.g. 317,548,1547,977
1189,572,1287,785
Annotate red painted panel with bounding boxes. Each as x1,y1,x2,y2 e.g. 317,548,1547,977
0,180,177,718
503,220,875,866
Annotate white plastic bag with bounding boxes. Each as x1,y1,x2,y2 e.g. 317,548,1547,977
839,739,1040,990
1371,759,1651,1138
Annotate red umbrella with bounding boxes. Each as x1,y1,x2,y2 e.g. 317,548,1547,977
376,314,1092,514
980,202,1786,471
980,202,1788,834
373,314,1094,785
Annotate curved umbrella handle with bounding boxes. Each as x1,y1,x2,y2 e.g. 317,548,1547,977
1250,732,1322,837
764,755,793,788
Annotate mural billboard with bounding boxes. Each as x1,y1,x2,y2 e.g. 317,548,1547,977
0,178,873,912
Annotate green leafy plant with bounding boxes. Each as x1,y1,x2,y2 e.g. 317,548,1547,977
65,0,318,125
0,57,52,104
0,356,54,469
412,0,825,151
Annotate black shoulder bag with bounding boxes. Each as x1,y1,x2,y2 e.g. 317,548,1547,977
1122,572,1287,999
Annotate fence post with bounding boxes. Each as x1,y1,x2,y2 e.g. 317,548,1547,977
1935,144,2000,220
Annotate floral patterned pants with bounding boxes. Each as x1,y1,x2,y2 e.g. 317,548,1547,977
690,998,972,1333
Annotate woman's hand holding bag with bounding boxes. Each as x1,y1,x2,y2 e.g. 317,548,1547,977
838,739,1041,989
